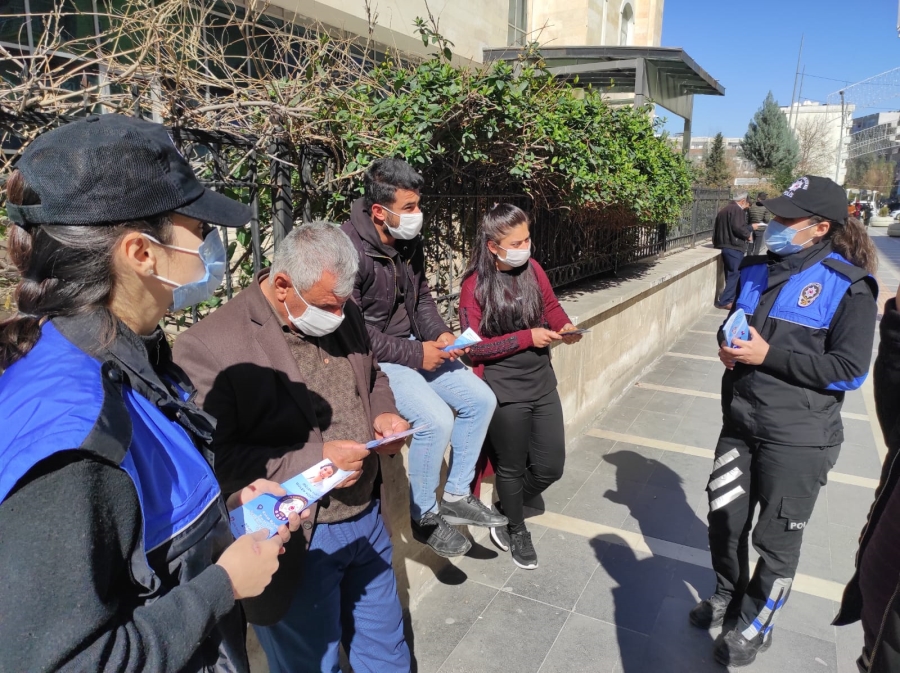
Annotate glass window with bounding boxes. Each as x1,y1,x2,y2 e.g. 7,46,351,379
0,1,30,49
507,0,526,46
620,3,634,46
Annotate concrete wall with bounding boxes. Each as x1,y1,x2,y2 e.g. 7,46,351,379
533,0,663,48
265,0,664,64
246,244,719,671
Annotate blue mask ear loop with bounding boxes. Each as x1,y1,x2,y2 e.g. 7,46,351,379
144,234,203,288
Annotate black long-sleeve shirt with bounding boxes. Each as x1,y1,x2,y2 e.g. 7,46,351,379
0,453,236,672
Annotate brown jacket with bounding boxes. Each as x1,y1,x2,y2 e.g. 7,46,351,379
173,272,398,625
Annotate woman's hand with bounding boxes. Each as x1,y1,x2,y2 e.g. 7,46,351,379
216,529,284,600
558,323,583,345
226,479,306,542
531,328,562,348
721,327,770,367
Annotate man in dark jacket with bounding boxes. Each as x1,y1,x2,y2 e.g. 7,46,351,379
835,288,900,672
747,191,771,256
341,158,504,558
175,223,412,673
713,192,754,309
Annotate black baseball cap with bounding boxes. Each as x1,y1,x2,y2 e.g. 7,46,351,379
6,114,250,228
763,176,848,225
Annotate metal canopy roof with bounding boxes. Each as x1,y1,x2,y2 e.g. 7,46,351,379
482,46,724,99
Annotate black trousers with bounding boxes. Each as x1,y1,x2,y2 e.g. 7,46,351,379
487,389,565,531
707,425,840,640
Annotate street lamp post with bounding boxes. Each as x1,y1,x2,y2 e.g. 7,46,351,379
835,90,846,183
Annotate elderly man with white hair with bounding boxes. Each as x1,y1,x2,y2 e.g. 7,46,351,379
175,222,411,673
712,191,756,310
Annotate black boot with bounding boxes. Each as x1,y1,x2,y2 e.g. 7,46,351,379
713,628,773,667
688,593,730,629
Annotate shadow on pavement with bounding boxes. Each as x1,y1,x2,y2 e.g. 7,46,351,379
593,449,724,672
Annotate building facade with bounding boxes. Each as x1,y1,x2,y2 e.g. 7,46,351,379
0,0,664,71
780,101,854,184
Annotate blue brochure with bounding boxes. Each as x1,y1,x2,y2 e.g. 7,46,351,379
442,327,482,352
228,458,354,538
723,308,750,347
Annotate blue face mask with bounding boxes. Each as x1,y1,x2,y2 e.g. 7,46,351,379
147,228,227,311
763,220,817,256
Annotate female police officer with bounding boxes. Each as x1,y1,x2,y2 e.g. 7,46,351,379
689,176,878,667
0,114,303,672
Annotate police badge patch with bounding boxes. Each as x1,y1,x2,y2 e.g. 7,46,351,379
798,282,822,307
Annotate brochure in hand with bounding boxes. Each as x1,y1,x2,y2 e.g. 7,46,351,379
365,424,425,450
229,426,427,538
442,327,482,352
723,308,750,348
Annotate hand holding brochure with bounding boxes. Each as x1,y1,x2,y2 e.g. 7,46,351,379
230,426,425,538
723,308,750,347
442,327,482,352
365,424,424,450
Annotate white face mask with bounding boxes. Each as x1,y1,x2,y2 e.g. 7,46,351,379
284,288,345,337
381,206,424,240
494,243,531,268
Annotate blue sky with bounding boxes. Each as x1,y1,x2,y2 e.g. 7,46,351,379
659,0,900,139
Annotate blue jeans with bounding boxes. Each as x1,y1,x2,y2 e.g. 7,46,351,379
253,501,409,673
380,358,497,520
718,248,744,306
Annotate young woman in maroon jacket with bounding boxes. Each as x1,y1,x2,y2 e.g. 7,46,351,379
459,204,582,569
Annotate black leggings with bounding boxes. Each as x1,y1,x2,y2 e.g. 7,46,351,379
487,389,566,532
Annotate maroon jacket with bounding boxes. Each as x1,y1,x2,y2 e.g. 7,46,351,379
458,259,571,379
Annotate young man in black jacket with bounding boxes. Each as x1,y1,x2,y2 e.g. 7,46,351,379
835,287,900,672
341,159,505,558
713,192,754,309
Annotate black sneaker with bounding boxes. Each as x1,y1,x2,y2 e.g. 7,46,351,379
411,512,472,558
689,593,730,629
713,628,773,667
489,506,510,552
440,495,509,527
509,530,538,569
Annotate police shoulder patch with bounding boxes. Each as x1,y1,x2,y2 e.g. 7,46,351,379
798,282,822,307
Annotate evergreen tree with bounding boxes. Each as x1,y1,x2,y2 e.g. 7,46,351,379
703,132,731,187
741,92,800,188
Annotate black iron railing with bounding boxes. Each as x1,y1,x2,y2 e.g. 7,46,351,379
1,108,729,325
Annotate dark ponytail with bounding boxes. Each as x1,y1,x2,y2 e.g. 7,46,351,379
817,216,878,275
462,204,543,338
0,170,173,370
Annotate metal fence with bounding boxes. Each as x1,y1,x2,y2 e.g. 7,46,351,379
423,189,729,321
1,108,730,325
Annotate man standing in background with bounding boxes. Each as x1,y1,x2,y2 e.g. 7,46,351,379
747,191,770,256
713,192,754,310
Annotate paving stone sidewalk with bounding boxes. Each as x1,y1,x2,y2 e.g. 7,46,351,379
408,229,900,673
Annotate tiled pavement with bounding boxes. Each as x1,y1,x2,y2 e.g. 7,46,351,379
409,229,900,673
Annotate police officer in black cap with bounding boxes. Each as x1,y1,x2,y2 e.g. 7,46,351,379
689,175,879,666
0,114,305,672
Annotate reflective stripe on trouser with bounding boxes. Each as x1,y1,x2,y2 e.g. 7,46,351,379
706,427,840,638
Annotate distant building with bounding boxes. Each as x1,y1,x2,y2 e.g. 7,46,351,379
780,101,855,184
669,134,757,183
849,111,900,161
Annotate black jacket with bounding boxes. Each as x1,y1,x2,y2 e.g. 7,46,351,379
0,314,246,672
835,298,900,672
341,198,450,369
713,201,752,251
719,242,877,447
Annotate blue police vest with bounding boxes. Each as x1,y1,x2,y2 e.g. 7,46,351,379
0,322,221,553
734,251,866,391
